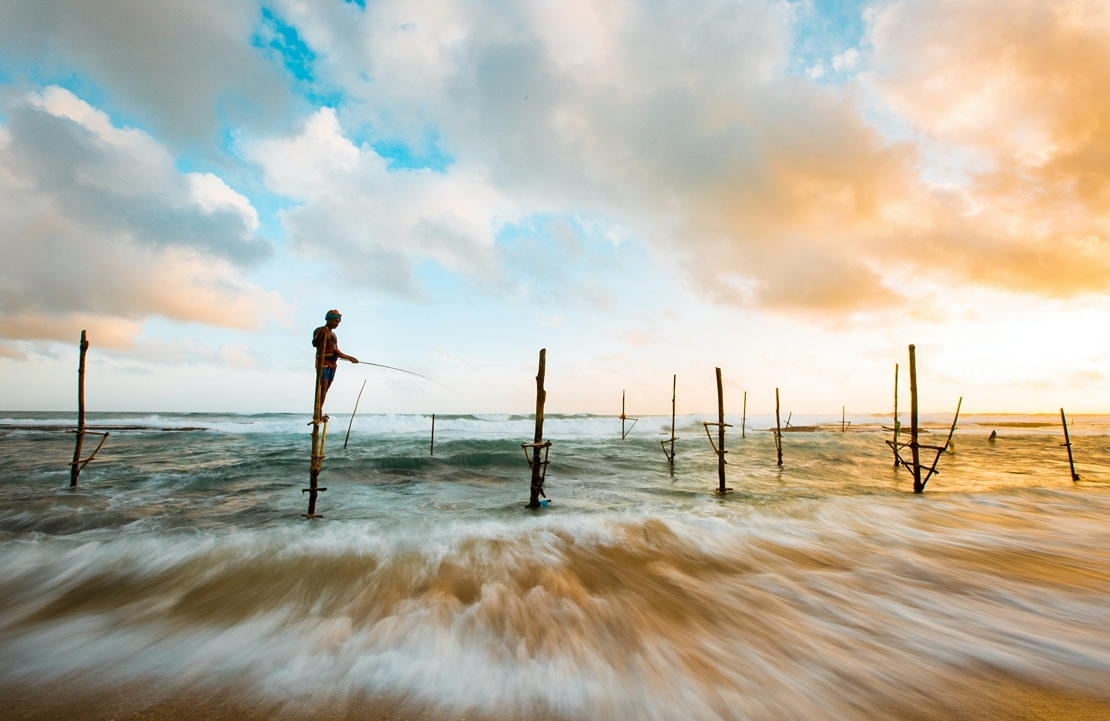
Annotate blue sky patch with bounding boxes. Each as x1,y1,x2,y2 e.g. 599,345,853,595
788,0,868,82
372,131,454,172
255,8,317,83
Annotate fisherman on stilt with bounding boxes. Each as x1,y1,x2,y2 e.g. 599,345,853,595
312,309,359,415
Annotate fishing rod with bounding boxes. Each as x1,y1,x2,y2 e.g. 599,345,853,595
357,361,454,392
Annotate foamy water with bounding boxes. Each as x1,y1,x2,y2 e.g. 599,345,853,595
2,412,1109,719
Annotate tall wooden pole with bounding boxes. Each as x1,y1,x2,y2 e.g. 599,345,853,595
430,413,435,455
70,330,89,487
774,387,783,466
305,339,327,517
842,405,846,433
716,367,726,493
741,391,747,439
528,349,547,508
909,345,923,493
621,391,626,440
893,363,899,468
1061,408,1079,482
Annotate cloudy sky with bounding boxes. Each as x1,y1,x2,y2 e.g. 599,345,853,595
1,0,1108,415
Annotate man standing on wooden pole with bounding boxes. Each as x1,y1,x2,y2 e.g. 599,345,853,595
306,309,360,517
312,310,360,413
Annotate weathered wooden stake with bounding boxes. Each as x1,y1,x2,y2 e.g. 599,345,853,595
69,330,109,487
620,391,638,439
660,374,677,463
842,405,846,433
701,368,731,493
70,330,88,487
892,363,900,467
430,413,436,456
1060,408,1079,482
909,345,923,493
524,349,551,508
716,369,726,491
741,391,747,439
305,337,328,517
344,379,367,449
774,388,783,466
885,350,958,492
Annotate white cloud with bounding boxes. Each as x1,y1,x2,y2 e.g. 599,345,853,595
0,0,295,147
0,88,288,347
246,107,517,296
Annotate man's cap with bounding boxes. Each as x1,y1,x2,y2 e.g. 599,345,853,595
325,310,342,320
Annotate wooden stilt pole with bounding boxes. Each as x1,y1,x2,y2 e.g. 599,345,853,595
70,331,88,487
620,390,637,439
716,368,726,492
893,363,900,468
909,345,923,493
660,374,677,463
842,405,846,433
524,349,550,508
774,388,783,466
741,391,747,439
305,339,328,517
702,368,731,493
67,331,109,487
1061,408,1079,482
431,413,436,456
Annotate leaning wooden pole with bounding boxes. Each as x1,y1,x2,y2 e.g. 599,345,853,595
909,345,923,493
741,391,747,439
305,339,328,517
774,388,783,466
1061,408,1079,482
70,331,89,487
343,379,367,449
526,349,549,508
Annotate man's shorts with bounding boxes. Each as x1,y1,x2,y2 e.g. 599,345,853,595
322,366,337,383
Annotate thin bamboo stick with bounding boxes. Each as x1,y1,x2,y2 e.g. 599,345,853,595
431,413,436,456
742,391,747,439
774,388,783,466
660,374,677,463
344,379,367,449
893,363,899,467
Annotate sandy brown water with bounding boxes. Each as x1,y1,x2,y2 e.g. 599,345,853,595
3,412,1110,720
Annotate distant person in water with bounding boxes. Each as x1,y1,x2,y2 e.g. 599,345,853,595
312,309,359,413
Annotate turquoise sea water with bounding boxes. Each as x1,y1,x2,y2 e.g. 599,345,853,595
1,411,1109,719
